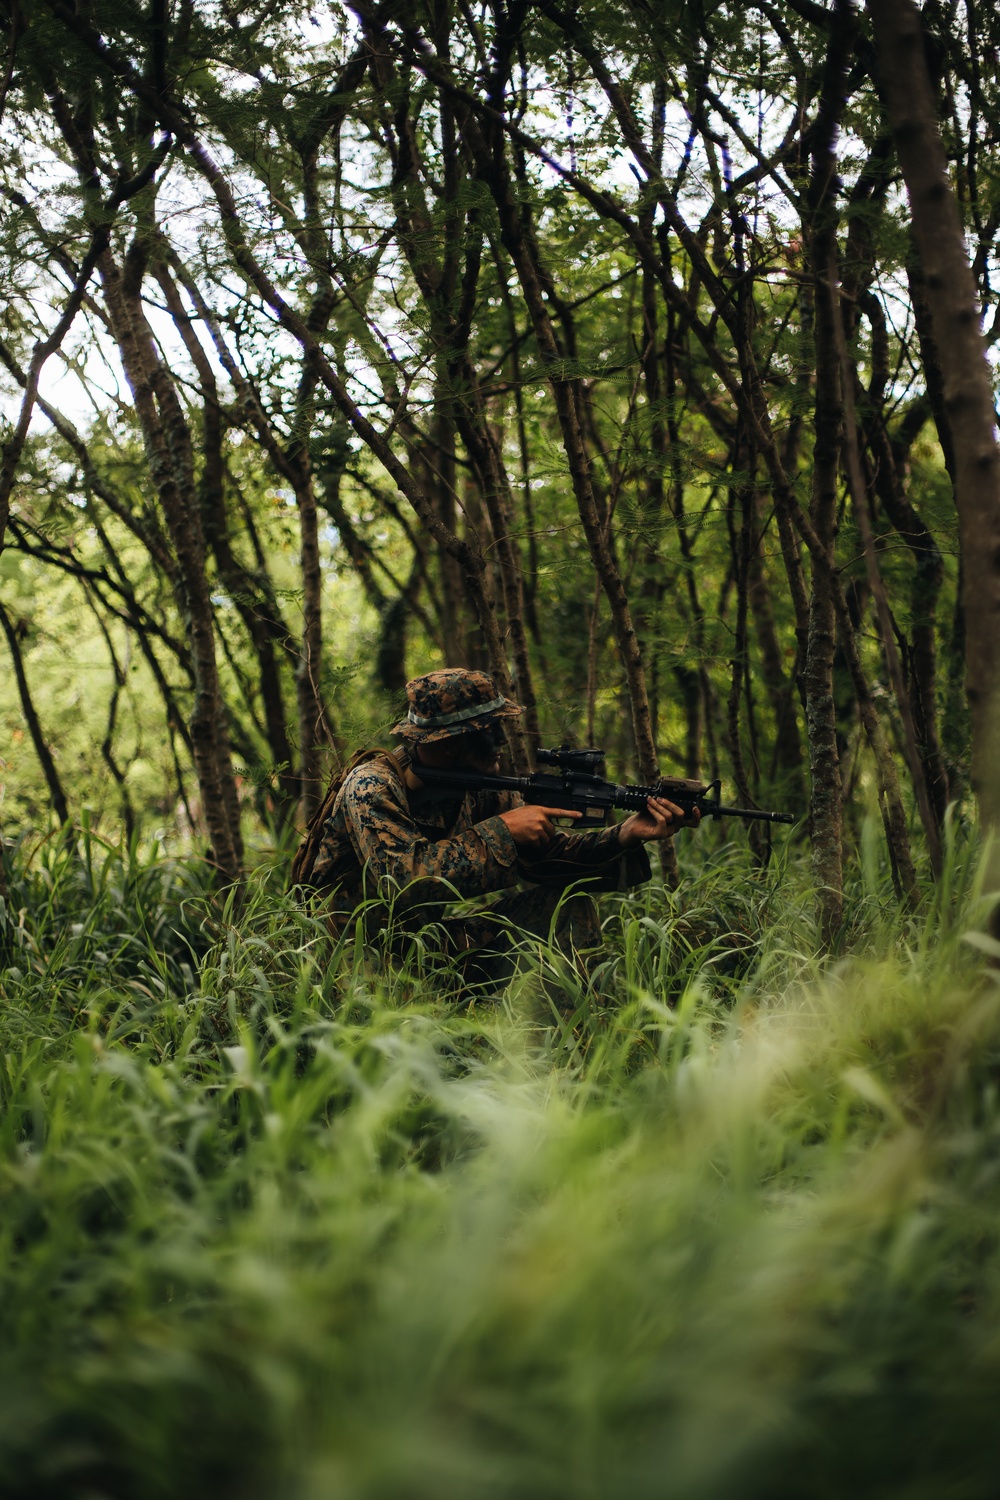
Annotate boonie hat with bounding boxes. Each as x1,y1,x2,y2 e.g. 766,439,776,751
392,668,523,744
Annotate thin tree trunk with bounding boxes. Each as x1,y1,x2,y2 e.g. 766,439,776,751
287,444,326,822
636,89,669,748
727,453,771,866
747,495,803,782
586,573,602,748
291,153,339,821
84,597,136,841
764,284,812,734
726,452,757,812
451,358,538,768
802,20,850,942
860,364,948,827
98,250,241,881
675,665,702,779
152,261,300,822
0,602,69,824
832,264,943,876
0,226,109,555
906,251,969,785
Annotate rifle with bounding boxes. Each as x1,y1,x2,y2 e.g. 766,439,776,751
413,746,795,829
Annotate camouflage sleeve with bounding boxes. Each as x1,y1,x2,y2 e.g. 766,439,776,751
342,768,520,908
518,821,652,890
474,784,649,888
476,786,651,890
543,824,624,862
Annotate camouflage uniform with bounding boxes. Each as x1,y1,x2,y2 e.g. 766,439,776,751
307,670,651,980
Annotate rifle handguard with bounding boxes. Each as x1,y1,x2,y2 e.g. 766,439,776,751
650,777,795,825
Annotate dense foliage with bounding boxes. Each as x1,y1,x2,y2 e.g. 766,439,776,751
0,828,998,1497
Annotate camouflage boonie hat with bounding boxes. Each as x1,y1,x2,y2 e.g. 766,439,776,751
392,668,523,744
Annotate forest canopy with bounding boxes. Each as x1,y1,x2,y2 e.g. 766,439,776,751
2,0,1000,935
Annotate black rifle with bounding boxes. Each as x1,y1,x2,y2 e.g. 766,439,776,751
414,746,795,828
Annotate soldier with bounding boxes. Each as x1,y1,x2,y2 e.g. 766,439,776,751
298,668,695,985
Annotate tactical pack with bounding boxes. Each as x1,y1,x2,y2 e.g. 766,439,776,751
288,749,395,890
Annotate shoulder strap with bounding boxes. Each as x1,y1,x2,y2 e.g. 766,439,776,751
288,748,400,890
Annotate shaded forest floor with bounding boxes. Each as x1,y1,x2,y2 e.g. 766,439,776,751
0,825,999,1499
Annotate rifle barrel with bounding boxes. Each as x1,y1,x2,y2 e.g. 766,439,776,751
709,804,796,825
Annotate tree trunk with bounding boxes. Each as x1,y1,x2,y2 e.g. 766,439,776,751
830,245,944,877
98,250,241,881
860,373,948,828
802,22,850,943
869,0,1000,925
288,447,326,823
451,359,538,769
803,343,845,937
747,494,803,783
0,602,69,824
152,260,300,823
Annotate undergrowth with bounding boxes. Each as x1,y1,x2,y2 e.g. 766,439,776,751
0,818,998,1498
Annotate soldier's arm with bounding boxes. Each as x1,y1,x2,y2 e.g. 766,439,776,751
485,784,638,868
509,806,652,889
488,789,615,859
342,769,520,906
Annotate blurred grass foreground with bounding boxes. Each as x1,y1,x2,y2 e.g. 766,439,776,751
1,824,1000,1499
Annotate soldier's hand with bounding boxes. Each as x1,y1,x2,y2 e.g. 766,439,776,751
617,796,701,846
499,804,582,848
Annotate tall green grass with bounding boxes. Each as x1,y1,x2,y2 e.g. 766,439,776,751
0,821,998,1498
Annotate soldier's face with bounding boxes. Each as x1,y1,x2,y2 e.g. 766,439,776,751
415,724,506,773
454,727,503,772
416,726,503,774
